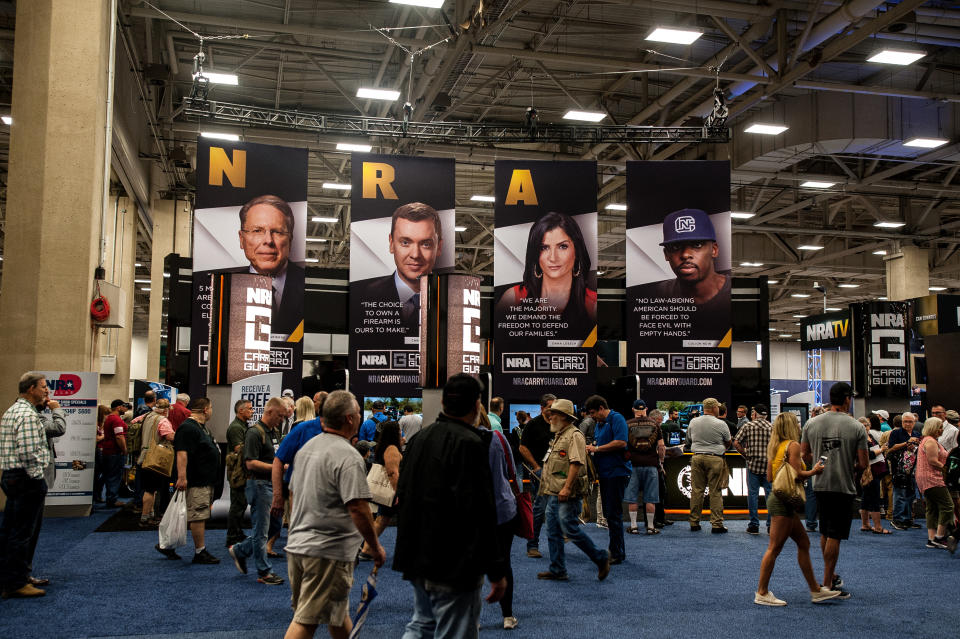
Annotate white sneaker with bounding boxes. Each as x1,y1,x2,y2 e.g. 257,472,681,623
811,587,841,604
754,591,786,606
503,616,518,630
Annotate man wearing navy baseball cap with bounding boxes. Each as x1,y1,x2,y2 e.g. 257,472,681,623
651,208,730,307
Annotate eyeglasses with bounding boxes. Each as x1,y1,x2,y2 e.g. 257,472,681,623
241,227,291,241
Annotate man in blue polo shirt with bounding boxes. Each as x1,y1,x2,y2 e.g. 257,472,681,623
358,400,388,443
270,410,326,519
584,394,631,565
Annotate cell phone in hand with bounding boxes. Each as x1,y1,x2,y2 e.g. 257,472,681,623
818,455,828,466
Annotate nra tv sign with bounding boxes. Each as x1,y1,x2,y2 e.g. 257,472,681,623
800,310,852,350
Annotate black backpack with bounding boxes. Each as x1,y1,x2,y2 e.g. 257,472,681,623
628,418,657,453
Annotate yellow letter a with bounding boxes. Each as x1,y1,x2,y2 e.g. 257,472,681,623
504,169,538,205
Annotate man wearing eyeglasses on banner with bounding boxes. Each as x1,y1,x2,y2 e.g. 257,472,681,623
233,194,305,339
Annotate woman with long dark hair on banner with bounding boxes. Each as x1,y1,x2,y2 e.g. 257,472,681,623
496,211,596,338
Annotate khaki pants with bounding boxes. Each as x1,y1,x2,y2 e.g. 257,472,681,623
881,474,893,518
689,454,728,528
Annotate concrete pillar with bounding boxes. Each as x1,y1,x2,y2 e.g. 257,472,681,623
98,196,136,402
0,1,111,396
885,245,929,301
145,197,191,380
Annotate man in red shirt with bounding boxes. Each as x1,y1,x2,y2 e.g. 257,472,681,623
97,399,128,507
167,394,191,431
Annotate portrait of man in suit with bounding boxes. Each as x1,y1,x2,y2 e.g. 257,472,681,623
232,194,305,338
354,202,443,335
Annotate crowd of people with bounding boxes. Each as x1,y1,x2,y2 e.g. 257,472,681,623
3,370,960,636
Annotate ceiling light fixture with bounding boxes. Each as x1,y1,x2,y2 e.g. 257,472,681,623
825,307,843,312
800,181,835,189
454,226,467,232
798,245,824,251
878,296,888,300
792,314,807,318
791,293,811,298
597,271,605,276
356,87,401,101
740,262,764,267
305,257,320,263
306,238,328,243
646,27,702,45
730,211,755,219
336,143,372,152
135,262,143,267
322,183,351,190
904,137,949,149
312,216,339,223
134,279,151,284
867,49,925,65
767,280,779,284
200,131,240,141
563,110,607,122
192,71,238,85
780,334,793,338
470,195,495,202
140,287,151,292
389,0,444,7
1,116,11,125
838,283,860,288
874,221,905,228
744,124,788,135
872,250,887,255
930,286,948,291
605,204,627,211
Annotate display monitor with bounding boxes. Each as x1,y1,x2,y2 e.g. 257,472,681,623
507,403,541,431
362,397,422,423
656,400,702,445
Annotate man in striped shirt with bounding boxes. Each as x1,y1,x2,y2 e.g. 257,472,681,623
0,372,53,599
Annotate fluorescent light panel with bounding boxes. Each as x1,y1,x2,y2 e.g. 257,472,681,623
930,286,948,291
306,238,328,243
200,131,240,141
767,280,779,284
454,226,467,232
356,87,401,101
798,245,824,251
322,183,351,190
873,250,887,255
838,284,860,288
135,262,143,267
305,258,320,263
134,279,151,284
389,0,444,7
826,307,843,312
312,216,339,223
730,211,755,219
879,296,888,300
801,181,835,188
791,293,811,298
140,287,151,292
744,124,788,135
646,27,702,45
904,137,949,149
792,314,807,318
336,143,372,152
563,110,606,122
605,204,627,211
779,334,793,337
740,262,763,267
471,195,495,202
867,49,925,65
192,71,238,85
874,221,905,228
1,116,11,125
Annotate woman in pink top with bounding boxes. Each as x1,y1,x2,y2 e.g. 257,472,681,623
917,417,957,551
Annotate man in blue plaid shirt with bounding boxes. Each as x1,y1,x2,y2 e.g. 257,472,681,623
0,372,53,599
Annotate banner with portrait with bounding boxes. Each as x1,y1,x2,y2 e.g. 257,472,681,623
626,161,731,402
349,154,455,397
190,139,308,397
493,160,598,399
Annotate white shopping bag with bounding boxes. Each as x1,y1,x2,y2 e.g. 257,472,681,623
158,490,188,548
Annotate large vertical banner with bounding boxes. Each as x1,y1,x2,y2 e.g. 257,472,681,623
191,139,308,397
852,301,909,399
349,154,455,397
493,161,598,399
37,371,99,506
626,161,731,402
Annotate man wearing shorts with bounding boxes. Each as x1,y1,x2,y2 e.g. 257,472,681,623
801,382,868,599
282,390,384,639
157,397,221,564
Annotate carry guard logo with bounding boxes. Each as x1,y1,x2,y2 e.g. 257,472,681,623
674,215,697,233
48,374,82,397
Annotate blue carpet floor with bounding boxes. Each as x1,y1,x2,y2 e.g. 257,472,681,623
1,508,957,638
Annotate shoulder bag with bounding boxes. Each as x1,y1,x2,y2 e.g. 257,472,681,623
367,461,396,506
771,441,805,510
495,430,534,540
142,420,175,477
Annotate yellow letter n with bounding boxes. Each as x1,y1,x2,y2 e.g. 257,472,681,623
208,147,246,188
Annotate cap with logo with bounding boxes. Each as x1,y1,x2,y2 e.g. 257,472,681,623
872,409,890,421
632,399,647,410
660,208,717,246
281,389,295,398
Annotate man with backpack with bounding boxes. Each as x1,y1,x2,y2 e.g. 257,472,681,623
624,400,664,535
887,413,921,531
224,400,253,548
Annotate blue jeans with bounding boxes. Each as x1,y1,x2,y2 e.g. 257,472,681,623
526,471,547,551
402,578,482,639
893,482,915,523
599,475,629,561
0,469,47,591
102,453,125,505
545,496,607,576
747,470,771,529
804,480,818,529
233,479,273,575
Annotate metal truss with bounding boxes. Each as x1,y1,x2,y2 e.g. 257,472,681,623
807,348,822,405
183,98,730,145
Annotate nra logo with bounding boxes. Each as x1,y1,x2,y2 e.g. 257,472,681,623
806,319,848,342
503,356,533,371
359,353,389,369
674,215,696,233
636,355,669,372
47,374,82,397
357,350,419,370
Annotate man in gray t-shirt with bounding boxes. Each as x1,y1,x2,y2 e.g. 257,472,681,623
800,382,868,598
280,390,385,639
686,398,732,532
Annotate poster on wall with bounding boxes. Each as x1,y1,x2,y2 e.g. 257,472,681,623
851,301,909,399
493,160,598,399
133,380,177,411
625,161,731,402
349,154,455,397
190,139,308,397
229,372,283,425
36,371,99,506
